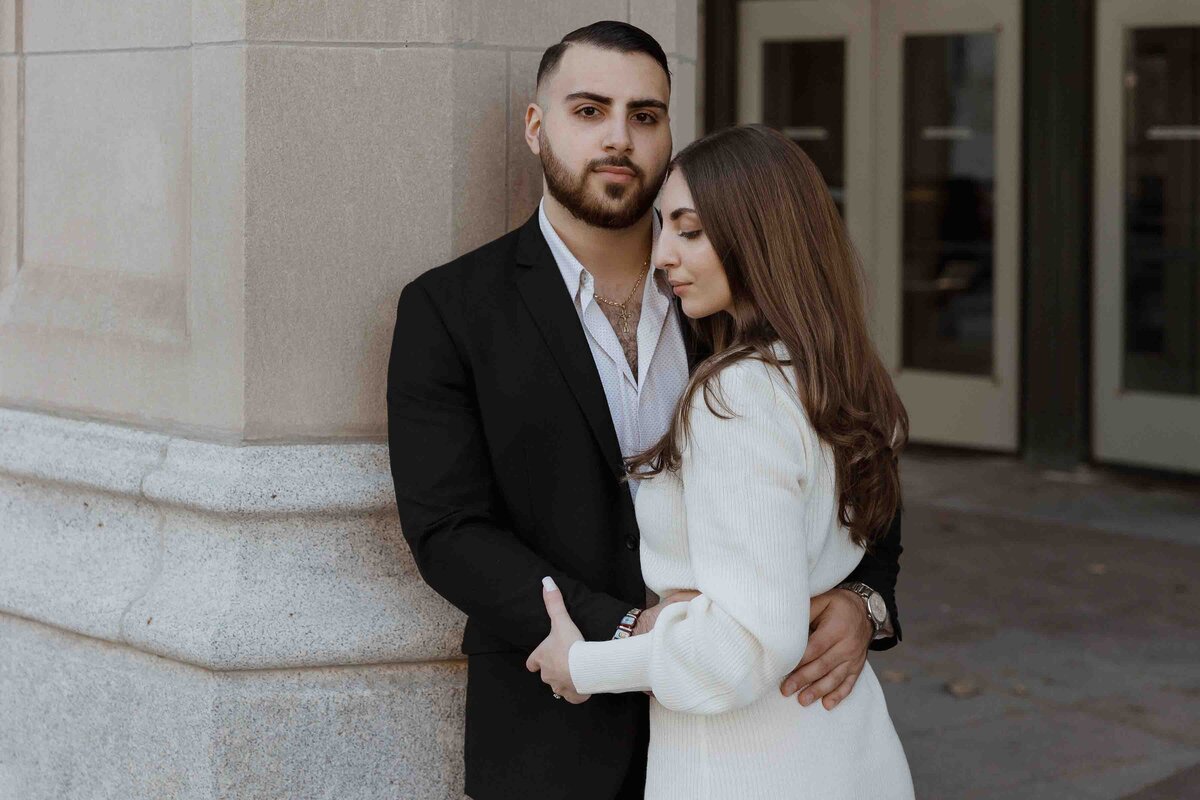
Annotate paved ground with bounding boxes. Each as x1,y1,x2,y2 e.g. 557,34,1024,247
876,450,1200,799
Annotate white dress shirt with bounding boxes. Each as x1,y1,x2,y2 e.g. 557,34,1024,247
539,199,690,502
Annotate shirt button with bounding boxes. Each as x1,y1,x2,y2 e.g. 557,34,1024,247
625,536,638,551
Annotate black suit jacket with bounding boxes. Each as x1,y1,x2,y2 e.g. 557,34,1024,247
386,210,904,800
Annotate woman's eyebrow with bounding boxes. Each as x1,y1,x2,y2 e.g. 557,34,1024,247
669,207,698,221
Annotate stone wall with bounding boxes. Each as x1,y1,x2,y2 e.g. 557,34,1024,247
0,2,697,797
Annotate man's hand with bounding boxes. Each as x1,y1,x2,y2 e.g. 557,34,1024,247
780,588,872,710
634,589,700,636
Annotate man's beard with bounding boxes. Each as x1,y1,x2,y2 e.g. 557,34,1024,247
539,129,665,230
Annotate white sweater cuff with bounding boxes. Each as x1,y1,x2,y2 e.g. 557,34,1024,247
568,633,653,695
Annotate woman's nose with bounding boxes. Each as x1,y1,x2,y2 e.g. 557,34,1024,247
654,242,678,271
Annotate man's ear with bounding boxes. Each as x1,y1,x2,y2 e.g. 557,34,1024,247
525,103,543,155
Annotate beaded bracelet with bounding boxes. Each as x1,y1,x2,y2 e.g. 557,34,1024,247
612,608,643,639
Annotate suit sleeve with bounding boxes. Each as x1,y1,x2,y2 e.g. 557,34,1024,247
386,280,632,650
568,363,816,713
846,507,903,651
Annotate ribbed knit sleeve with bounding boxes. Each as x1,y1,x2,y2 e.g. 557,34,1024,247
569,359,814,714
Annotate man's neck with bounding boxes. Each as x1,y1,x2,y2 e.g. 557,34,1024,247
542,192,654,284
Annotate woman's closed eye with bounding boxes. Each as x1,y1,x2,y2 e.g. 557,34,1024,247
679,230,703,240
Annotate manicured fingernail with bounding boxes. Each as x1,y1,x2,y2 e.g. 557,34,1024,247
542,576,559,592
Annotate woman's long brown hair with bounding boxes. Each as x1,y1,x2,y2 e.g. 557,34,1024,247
626,124,908,548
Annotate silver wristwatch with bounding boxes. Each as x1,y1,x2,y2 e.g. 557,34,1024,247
838,581,888,635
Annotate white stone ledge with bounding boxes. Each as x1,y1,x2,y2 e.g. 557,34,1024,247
0,407,395,516
1,612,467,800
0,407,464,671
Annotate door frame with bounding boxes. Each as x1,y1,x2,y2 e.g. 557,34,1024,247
1092,0,1200,473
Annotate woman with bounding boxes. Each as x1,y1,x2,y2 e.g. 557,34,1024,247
527,124,915,799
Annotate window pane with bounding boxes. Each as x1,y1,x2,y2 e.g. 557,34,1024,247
761,39,846,216
901,33,996,375
1123,27,1200,396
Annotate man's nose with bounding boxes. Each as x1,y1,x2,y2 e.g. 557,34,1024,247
602,117,632,153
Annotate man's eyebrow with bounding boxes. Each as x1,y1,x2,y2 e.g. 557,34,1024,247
562,92,668,113
669,207,698,221
564,91,613,105
629,98,669,112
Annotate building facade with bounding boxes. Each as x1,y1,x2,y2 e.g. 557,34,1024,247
710,0,1200,475
0,2,696,797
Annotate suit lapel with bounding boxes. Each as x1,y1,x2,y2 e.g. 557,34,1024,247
513,212,626,480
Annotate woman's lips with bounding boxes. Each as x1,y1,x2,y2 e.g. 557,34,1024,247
671,283,690,295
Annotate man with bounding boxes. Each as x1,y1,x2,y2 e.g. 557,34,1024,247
387,21,903,800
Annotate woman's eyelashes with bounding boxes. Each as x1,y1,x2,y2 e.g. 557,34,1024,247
679,230,702,240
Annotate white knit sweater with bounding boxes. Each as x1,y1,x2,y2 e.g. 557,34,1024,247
568,342,914,799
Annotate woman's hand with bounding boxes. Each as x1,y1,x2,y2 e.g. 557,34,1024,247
635,589,700,697
526,577,590,704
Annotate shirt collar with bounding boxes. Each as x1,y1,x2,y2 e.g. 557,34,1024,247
538,198,663,304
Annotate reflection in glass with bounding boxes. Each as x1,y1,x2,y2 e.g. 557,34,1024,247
762,39,846,216
901,33,996,375
1124,27,1200,396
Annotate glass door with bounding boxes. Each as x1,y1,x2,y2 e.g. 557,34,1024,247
875,0,1022,450
1095,0,1200,473
737,0,875,297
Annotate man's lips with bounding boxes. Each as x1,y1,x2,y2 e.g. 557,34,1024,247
593,166,637,181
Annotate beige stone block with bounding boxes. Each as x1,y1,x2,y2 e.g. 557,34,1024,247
23,0,191,52
454,0,627,48
0,0,15,53
193,0,247,43
0,57,15,291
246,0,453,43
507,49,543,230
245,0,626,48
0,49,243,437
451,49,509,258
23,51,190,280
669,57,698,154
632,0,699,60
243,46,508,438
190,44,247,427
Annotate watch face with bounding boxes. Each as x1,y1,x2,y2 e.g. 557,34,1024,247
867,593,887,622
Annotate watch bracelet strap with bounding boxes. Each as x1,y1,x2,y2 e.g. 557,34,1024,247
613,608,643,640
837,581,885,633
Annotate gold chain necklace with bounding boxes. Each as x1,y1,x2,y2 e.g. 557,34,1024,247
593,256,650,339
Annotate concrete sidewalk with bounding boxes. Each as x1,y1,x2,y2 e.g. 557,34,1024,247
872,451,1200,800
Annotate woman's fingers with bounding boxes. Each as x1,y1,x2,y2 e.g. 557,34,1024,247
541,576,570,627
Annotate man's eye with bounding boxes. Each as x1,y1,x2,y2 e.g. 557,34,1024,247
680,230,702,240
578,106,600,118
633,112,657,124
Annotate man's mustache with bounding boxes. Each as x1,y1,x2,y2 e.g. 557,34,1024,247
587,156,642,177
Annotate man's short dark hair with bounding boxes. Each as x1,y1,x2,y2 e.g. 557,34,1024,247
536,20,672,91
